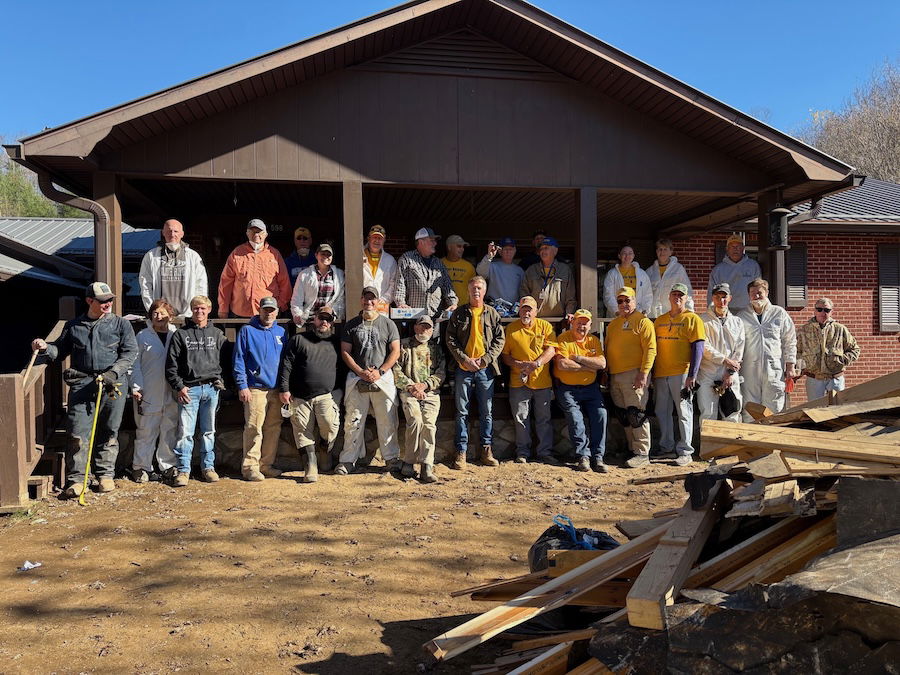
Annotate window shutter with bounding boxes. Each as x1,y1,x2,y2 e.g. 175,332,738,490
714,241,726,264
785,243,807,308
878,245,900,332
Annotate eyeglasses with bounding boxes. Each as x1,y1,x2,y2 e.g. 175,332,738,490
616,298,631,304
815,307,832,313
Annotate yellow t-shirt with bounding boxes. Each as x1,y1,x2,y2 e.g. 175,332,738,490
502,319,556,389
605,311,657,375
365,248,381,279
554,330,603,386
442,257,475,304
465,306,486,359
619,264,637,289
653,311,706,377
658,263,668,277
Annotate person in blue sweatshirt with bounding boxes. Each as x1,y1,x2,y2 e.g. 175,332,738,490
233,296,288,481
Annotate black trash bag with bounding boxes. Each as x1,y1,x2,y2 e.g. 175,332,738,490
528,523,619,572
719,386,740,417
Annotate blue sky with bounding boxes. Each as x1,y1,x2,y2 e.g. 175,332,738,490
2,0,897,142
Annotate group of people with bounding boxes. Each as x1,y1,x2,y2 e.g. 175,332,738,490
31,221,861,496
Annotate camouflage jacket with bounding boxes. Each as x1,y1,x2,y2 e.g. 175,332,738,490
392,337,446,392
796,317,860,377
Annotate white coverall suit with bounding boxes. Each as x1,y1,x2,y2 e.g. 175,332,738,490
698,309,746,423
738,303,796,420
131,325,179,473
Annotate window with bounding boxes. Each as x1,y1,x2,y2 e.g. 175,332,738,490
878,245,900,332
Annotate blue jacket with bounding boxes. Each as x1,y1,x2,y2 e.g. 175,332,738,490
233,316,287,390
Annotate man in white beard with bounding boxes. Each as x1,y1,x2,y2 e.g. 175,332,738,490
138,219,208,318
738,278,797,420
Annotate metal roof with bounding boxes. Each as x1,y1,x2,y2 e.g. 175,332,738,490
0,252,85,288
0,218,159,256
790,178,900,223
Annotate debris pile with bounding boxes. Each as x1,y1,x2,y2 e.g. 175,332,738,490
423,372,900,673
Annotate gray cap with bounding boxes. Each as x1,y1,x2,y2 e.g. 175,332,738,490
446,234,470,247
362,286,379,297
415,315,434,327
247,218,267,232
317,243,334,255
259,296,278,310
711,282,731,295
414,227,440,240
86,281,115,301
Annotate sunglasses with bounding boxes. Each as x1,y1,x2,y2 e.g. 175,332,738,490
815,307,832,313
316,314,334,322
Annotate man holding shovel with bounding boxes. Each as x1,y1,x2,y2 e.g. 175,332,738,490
31,282,138,498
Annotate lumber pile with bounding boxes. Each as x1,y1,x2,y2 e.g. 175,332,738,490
424,374,900,673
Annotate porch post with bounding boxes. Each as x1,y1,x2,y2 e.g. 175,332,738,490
0,374,28,510
756,190,786,306
576,187,599,317
93,173,124,315
342,181,364,309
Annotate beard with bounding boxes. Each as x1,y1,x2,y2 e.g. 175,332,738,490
415,331,433,343
362,309,379,321
297,247,310,256
315,326,334,338
165,242,181,252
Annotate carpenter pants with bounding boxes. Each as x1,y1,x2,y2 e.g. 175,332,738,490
609,370,650,457
290,390,342,450
66,378,126,485
132,397,178,472
242,387,284,475
340,385,401,464
654,373,695,457
399,391,440,466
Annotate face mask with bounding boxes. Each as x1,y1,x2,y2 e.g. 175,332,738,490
165,242,180,252
751,298,768,312
250,242,264,252
297,247,310,256
415,331,433,343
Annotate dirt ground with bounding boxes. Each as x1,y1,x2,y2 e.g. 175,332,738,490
0,458,688,674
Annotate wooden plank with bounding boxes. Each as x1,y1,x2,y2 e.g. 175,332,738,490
625,483,726,630
451,572,548,598
804,396,900,423
781,370,900,414
746,452,791,480
508,641,572,675
471,580,632,607
758,480,799,515
713,514,836,591
0,374,28,510
423,521,671,661
511,629,599,652
566,657,613,675
547,552,643,579
700,420,900,465
615,516,675,540
743,402,773,421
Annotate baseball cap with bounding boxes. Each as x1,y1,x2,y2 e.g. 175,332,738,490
414,227,440,240
573,309,592,321
519,296,538,310
670,283,689,295
616,287,636,299
259,296,278,310
712,282,731,295
415,315,434,327
247,218,267,232
361,286,379,297
446,234,470,247
498,237,516,247
86,281,115,302
317,243,334,255
725,233,744,246
294,226,311,239
317,306,336,321
539,236,559,248
368,225,386,238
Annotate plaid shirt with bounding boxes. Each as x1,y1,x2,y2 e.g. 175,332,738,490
311,267,335,317
395,250,458,319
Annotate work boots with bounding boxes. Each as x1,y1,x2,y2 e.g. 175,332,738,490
450,452,467,470
316,439,333,473
302,446,318,483
479,445,499,467
420,464,437,483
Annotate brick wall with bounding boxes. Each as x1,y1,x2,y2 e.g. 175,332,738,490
674,232,900,404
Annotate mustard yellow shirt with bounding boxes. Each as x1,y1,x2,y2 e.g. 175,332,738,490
365,248,381,279
502,318,556,389
606,311,656,375
465,306,486,359
619,264,637,289
653,311,706,377
442,257,475,305
554,330,603,386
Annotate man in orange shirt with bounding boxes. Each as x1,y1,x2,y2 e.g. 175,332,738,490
217,219,292,318
653,283,706,466
554,309,608,472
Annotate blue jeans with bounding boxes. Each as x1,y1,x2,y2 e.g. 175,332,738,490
508,386,553,458
454,367,495,451
174,384,219,473
557,382,607,460
806,375,844,401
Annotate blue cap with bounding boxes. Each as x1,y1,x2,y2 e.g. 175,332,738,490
499,237,516,247
540,236,559,248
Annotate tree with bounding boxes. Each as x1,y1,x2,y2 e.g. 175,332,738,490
798,61,900,183
0,143,89,218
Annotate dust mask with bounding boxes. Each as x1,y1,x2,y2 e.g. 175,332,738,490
250,242,264,252
750,298,768,312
